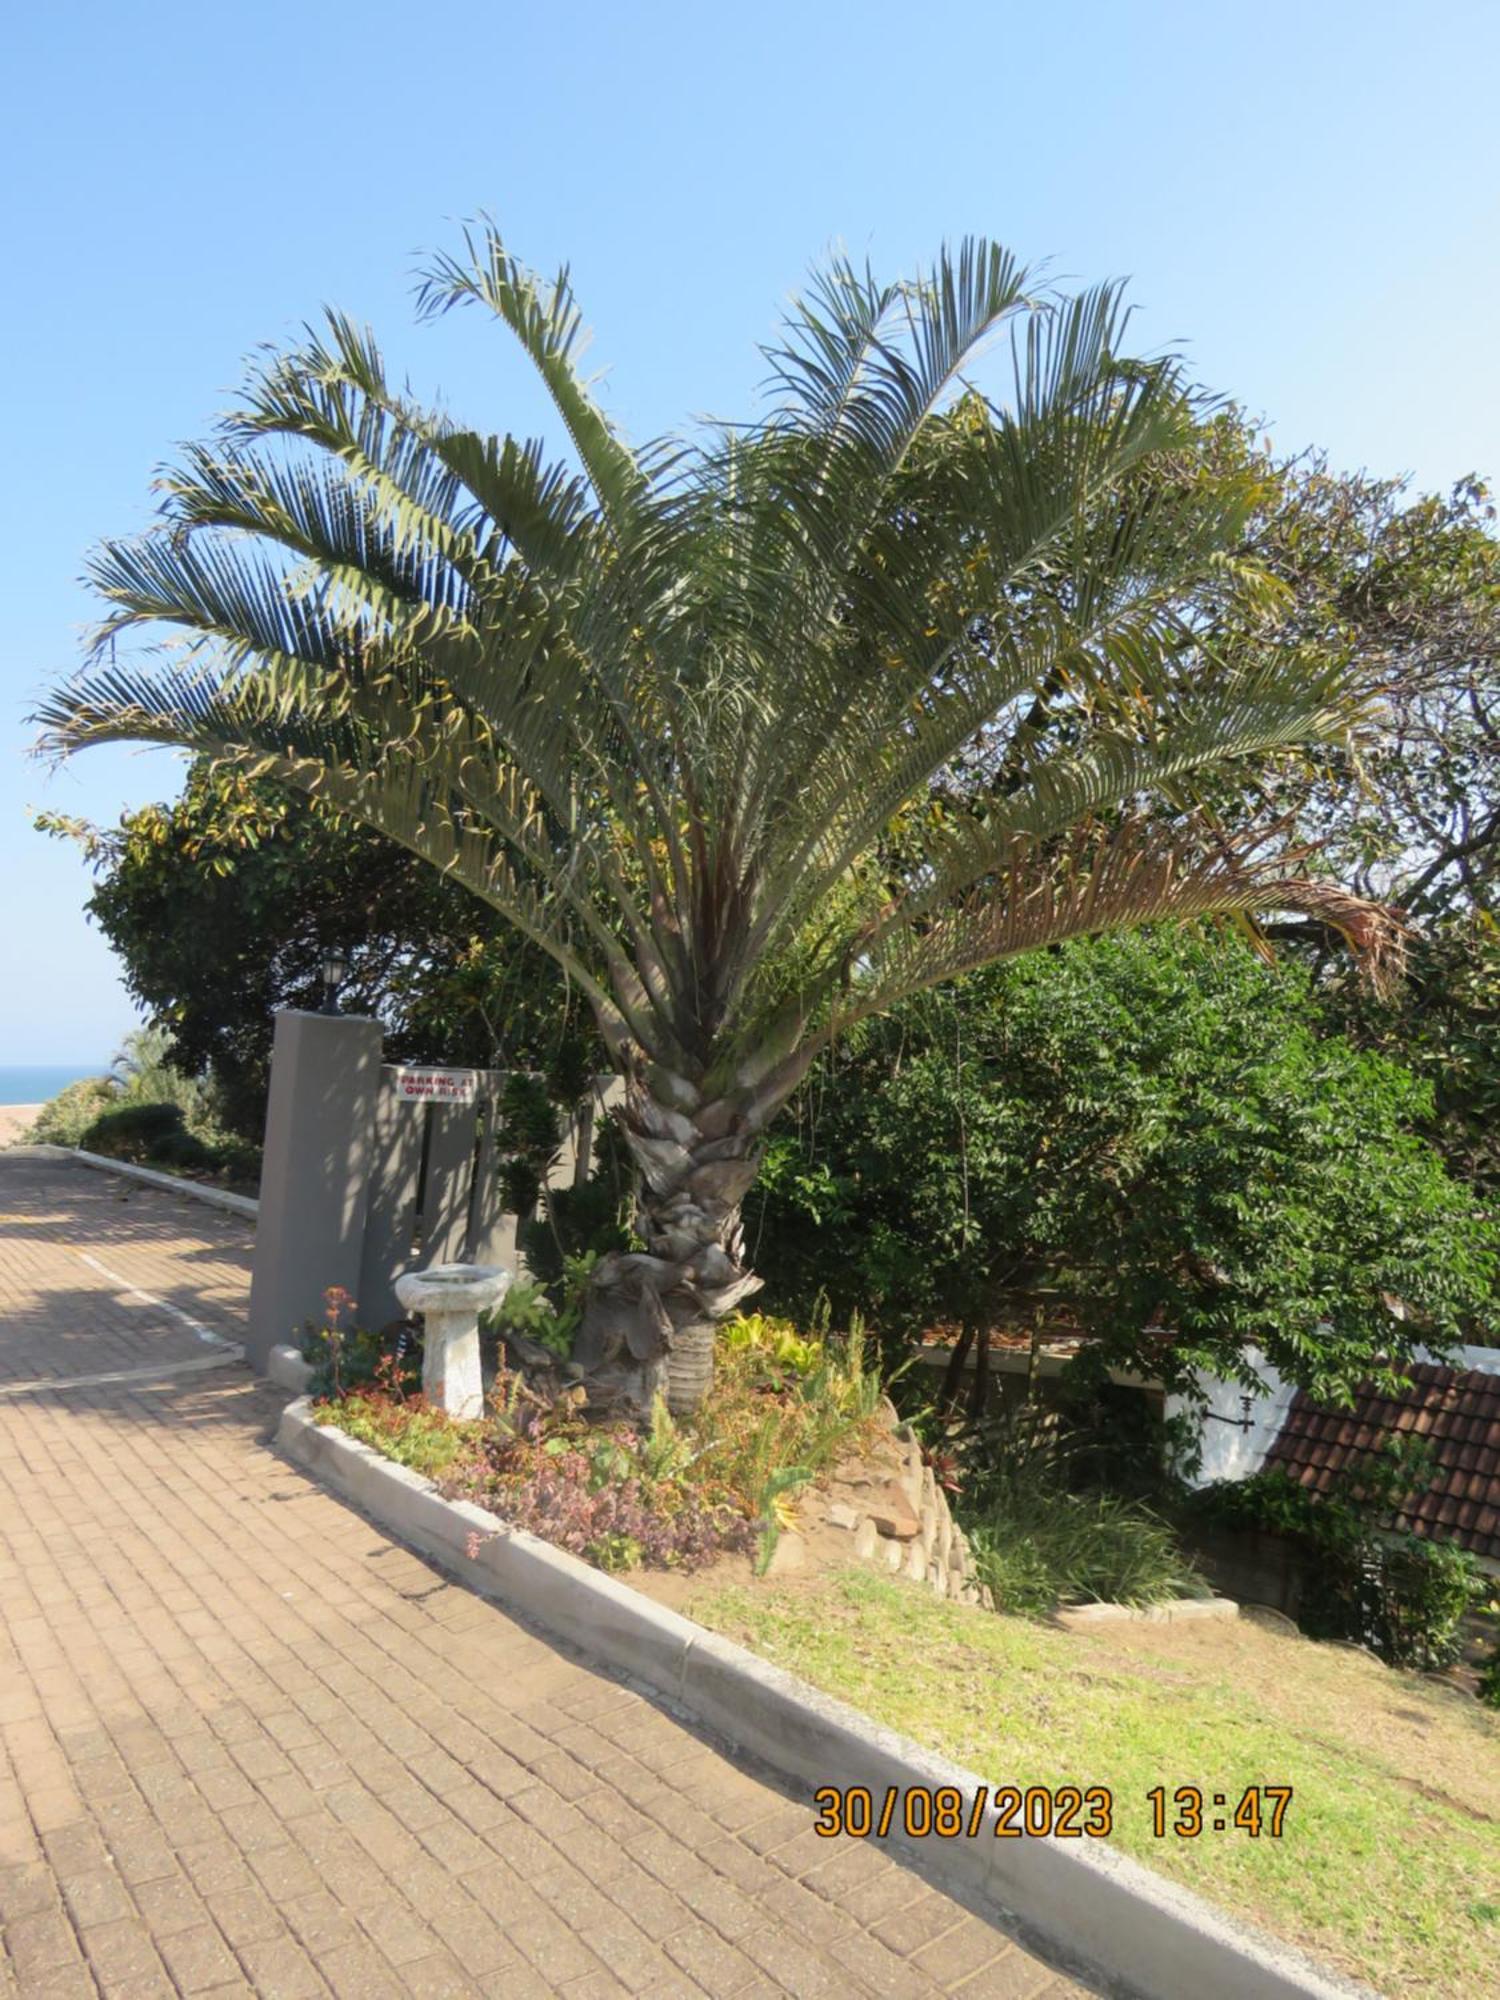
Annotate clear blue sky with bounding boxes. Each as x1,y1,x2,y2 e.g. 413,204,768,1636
4,0,1498,1065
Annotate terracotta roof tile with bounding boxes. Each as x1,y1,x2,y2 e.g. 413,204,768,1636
1263,1358,1500,1563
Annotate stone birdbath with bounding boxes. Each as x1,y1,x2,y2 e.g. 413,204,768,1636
394,1262,511,1420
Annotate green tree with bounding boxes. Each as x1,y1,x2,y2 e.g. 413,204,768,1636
41,757,601,1140
1198,439,1500,1194
750,930,1496,1401
1260,464,1500,921
38,228,1394,1411
1323,916,1500,1199
1163,422,1500,927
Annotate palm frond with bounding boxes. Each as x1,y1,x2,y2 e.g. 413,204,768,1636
414,220,650,536
38,225,1393,1123
830,816,1404,1037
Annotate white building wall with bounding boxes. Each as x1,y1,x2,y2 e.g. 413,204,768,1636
1170,1341,1499,1491
1166,1346,1299,1490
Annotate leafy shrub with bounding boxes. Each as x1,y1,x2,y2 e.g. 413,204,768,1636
1310,1537,1482,1673
492,1075,634,1293
749,929,1498,1400
24,1027,261,1185
958,1406,1205,1615
314,1388,470,1479
108,1026,207,1118
1197,1439,1441,1547
1478,1641,1500,1710
485,1277,568,1355
1294,1528,1482,1671
722,1312,824,1379
483,1255,599,1361
25,1075,117,1144
696,1313,885,1512
970,1490,1205,1616
301,1288,419,1398
493,1071,563,1218
79,1101,213,1168
1194,1447,1485,1671
1195,1464,1324,1540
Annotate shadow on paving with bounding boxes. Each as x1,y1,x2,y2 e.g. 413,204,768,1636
0,1278,244,1385
0,1154,251,1385
0,1150,254,1252
174,1371,1101,1989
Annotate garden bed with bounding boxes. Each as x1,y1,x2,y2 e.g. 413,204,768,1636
304,1296,1251,1633
308,1312,893,1582
305,1310,1209,1621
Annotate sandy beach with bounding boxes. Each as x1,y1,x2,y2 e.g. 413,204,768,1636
0,1105,42,1147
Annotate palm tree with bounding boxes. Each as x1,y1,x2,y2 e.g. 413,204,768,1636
38,227,1396,1412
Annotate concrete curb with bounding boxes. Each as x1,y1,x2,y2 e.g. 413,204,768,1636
267,1344,314,1394
277,1396,1374,2000
59,1147,259,1219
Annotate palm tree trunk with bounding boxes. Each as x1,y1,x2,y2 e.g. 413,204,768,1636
571,1082,763,1415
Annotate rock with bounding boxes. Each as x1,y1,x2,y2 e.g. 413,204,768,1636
868,1485,921,1541
827,1502,861,1532
1239,1603,1300,1638
885,1540,903,1572
1053,1596,1241,1631
764,1532,807,1577
853,1517,878,1560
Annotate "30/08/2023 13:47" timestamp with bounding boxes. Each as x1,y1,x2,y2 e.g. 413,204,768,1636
812,1785,1294,1841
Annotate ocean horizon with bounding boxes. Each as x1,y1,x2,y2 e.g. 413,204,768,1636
0,1064,107,1107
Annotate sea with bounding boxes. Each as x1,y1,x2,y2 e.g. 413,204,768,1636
0,1064,105,1106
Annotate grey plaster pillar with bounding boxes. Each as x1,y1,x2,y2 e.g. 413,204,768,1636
247,1009,383,1372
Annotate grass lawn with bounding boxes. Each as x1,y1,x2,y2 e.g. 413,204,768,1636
684,1566,1500,1998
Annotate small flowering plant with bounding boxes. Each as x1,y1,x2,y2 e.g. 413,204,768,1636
301,1286,418,1399
315,1379,475,1478
445,1374,753,1572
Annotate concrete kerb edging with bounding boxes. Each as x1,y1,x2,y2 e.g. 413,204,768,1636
53,1146,260,1220
275,1396,1373,2000
267,1344,314,1394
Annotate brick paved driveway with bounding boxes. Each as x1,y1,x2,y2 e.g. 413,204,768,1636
0,1152,1086,1999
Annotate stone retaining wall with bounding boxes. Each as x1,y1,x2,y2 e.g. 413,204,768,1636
823,1421,989,1606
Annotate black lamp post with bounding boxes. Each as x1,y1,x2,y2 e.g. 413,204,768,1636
319,948,349,1015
